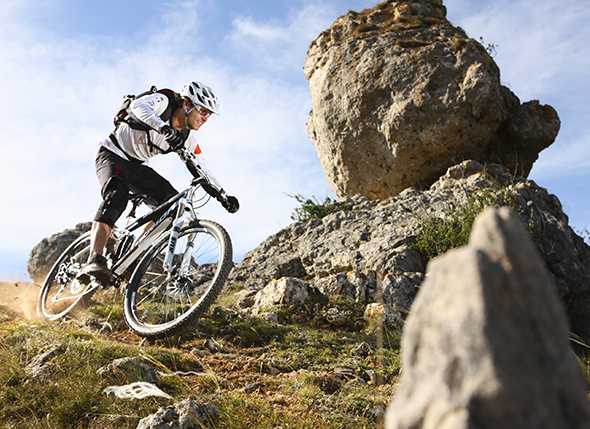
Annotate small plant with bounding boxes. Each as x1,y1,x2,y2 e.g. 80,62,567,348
479,36,498,57
574,227,590,245
412,187,518,260
288,193,351,222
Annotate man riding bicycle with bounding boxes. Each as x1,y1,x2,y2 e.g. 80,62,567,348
78,81,239,284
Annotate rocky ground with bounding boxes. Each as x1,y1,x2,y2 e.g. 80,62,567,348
15,161,590,428
0,283,398,428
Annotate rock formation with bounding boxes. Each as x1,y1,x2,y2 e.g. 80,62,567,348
385,207,590,429
27,222,92,283
229,161,590,337
304,0,559,199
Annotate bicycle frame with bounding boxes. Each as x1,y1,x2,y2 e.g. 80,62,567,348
39,147,230,324
110,186,201,278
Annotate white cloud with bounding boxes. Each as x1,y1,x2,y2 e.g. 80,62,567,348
227,4,342,71
532,133,590,178
148,0,202,52
232,17,288,42
448,0,590,102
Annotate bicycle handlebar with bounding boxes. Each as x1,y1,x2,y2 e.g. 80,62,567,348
177,148,226,201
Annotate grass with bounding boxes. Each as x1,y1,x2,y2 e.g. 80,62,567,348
0,322,179,428
411,187,520,260
0,304,398,428
288,194,352,223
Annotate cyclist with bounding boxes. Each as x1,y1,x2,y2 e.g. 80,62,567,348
77,81,239,284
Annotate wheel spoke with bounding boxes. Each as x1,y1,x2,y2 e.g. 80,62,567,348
135,284,162,307
126,222,229,335
140,273,167,288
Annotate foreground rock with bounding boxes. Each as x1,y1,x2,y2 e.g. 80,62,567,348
385,208,590,429
25,344,67,381
137,398,219,429
97,357,160,384
304,0,559,199
27,222,92,283
229,161,590,336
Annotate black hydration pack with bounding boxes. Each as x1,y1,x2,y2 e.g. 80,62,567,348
112,86,184,156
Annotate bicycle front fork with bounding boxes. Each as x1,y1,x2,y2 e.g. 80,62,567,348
162,220,196,275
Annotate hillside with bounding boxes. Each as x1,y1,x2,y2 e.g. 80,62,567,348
0,282,395,428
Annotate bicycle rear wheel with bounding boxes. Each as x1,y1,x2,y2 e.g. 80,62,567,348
124,220,233,338
37,233,97,320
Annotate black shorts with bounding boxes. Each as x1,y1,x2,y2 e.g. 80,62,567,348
94,147,177,224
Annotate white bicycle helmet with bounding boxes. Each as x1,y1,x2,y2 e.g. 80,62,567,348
182,81,219,114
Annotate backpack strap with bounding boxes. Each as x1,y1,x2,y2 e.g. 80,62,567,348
157,88,183,122
150,89,184,154
115,87,185,155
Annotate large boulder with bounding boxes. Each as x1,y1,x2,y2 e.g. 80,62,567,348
385,208,590,429
304,0,559,199
229,161,590,337
27,222,92,283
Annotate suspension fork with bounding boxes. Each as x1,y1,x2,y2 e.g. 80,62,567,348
162,196,192,274
179,233,197,275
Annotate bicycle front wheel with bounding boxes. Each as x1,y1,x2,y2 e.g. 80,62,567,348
124,220,233,338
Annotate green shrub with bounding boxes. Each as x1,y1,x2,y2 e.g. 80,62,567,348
412,187,518,260
288,194,351,222
478,36,499,57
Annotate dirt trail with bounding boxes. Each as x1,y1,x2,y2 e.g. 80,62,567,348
0,282,40,320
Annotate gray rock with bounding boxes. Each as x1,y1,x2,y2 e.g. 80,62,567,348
314,271,376,303
385,208,590,429
25,344,66,380
97,356,159,384
382,272,424,314
136,398,219,429
233,288,258,309
228,160,590,337
28,222,92,283
364,303,404,332
251,277,327,315
304,1,558,199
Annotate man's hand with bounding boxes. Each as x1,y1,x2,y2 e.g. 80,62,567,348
221,195,239,213
160,125,185,149
200,183,239,213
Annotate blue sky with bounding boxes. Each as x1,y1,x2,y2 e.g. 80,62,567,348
1,0,589,280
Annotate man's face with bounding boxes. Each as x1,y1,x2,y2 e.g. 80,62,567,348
187,103,212,130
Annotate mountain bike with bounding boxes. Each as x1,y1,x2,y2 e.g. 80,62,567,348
37,147,235,338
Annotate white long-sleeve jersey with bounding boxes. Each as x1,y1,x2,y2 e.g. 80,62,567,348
99,91,223,189
100,92,179,162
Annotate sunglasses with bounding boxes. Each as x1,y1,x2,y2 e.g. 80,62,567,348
196,106,212,118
